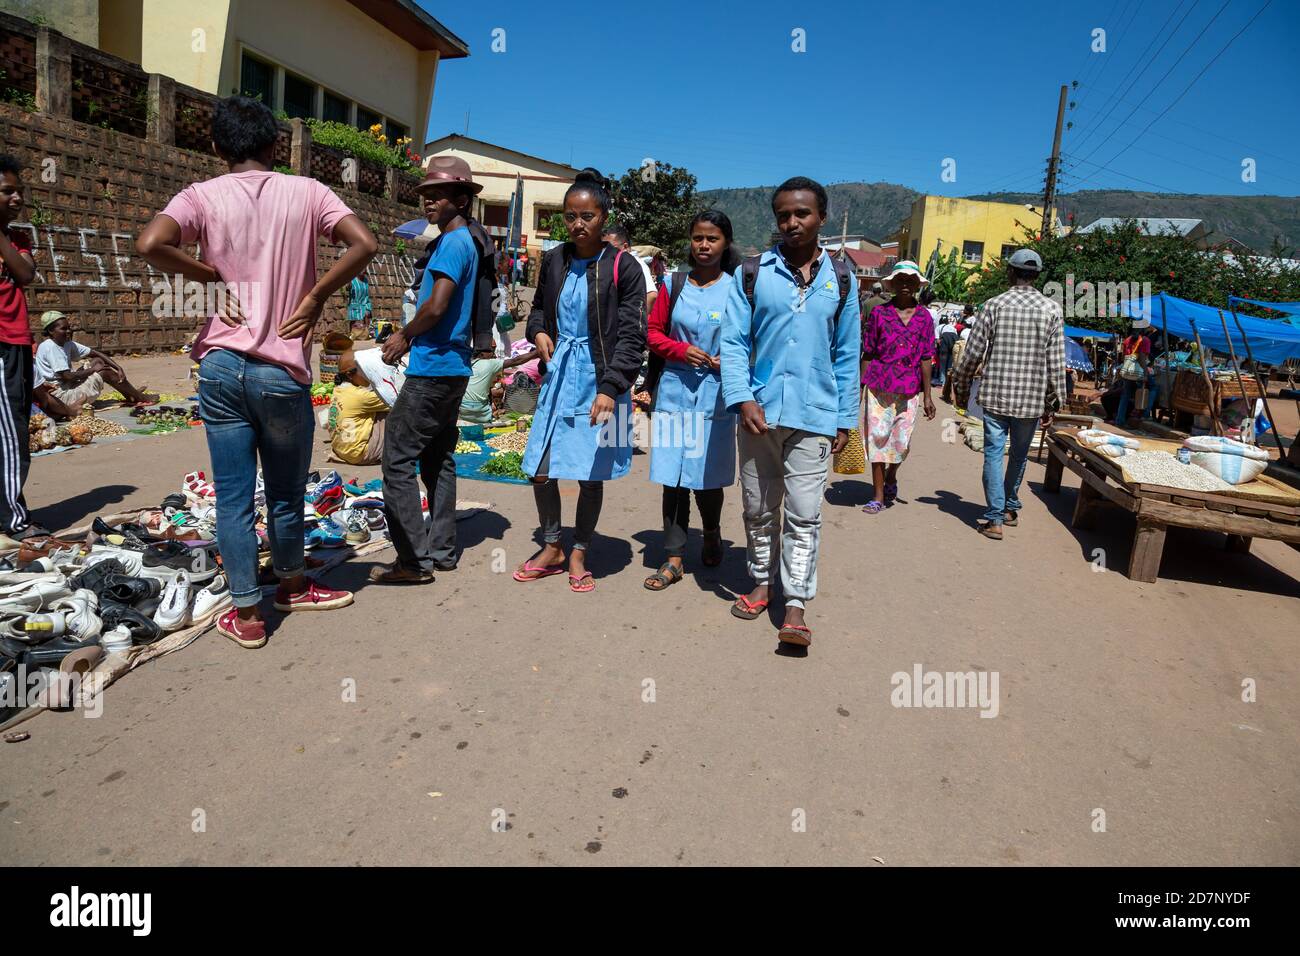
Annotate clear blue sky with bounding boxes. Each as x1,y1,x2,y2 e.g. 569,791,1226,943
418,0,1300,197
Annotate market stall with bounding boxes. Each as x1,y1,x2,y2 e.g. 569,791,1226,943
1042,424,1300,583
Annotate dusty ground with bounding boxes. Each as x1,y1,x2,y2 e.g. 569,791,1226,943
1,352,1297,866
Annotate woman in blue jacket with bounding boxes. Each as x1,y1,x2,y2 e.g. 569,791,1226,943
643,210,739,591
513,169,646,592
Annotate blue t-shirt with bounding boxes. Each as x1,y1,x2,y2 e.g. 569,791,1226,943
407,227,478,377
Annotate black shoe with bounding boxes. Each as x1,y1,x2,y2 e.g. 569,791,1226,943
92,517,151,551
17,634,101,668
99,574,163,607
141,540,218,579
12,524,52,541
431,560,458,572
69,558,127,594
100,603,163,645
160,493,188,512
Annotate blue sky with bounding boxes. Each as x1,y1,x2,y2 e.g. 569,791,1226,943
419,0,1299,197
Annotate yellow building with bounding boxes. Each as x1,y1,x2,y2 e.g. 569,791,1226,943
422,134,582,256
3,0,469,142
897,195,1044,275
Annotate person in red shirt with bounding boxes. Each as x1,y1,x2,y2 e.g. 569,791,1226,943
0,154,43,547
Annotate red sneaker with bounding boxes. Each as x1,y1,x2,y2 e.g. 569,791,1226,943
217,609,267,648
273,579,354,612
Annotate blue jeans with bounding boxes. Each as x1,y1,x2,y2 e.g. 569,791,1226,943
1116,377,1154,423
198,349,313,607
981,412,1038,524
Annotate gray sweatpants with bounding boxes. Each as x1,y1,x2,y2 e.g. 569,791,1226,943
737,426,832,608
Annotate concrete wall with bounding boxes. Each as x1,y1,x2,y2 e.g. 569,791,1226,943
900,195,1043,274
0,0,97,45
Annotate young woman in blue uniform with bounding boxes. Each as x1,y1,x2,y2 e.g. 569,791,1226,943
643,210,739,591
513,169,646,592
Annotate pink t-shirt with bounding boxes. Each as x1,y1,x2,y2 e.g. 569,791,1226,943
159,171,354,384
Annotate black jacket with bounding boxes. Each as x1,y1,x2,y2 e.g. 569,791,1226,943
526,242,647,398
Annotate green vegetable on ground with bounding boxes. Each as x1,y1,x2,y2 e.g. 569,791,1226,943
479,450,527,480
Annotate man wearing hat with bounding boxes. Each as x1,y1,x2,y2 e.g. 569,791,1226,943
33,310,157,419
371,156,484,584
949,248,1065,540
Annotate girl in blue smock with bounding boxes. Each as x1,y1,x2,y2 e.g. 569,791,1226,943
643,210,740,592
513,169,646,593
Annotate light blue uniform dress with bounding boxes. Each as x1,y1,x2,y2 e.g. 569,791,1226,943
649,273,737,490
522,252,633,481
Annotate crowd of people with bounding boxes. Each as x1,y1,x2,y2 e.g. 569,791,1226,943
0,94,1069,652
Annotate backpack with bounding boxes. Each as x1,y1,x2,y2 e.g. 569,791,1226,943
643,269,690,399
464,219,500,352
742,252,853,325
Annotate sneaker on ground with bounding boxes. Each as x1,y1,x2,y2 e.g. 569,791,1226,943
191,575,232,626
217,608,266,649
273,580,354,612
305,470,342,504
100,602,164,645
153,570,192,632
339,511,372,544
304,519,347,550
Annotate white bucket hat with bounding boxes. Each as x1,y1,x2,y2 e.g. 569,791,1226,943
881,260,929,292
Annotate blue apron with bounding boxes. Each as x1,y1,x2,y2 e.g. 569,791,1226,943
522,252,632,482
649,273,737,490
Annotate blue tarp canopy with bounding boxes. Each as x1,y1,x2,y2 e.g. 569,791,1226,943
1064,324,1113,340
1113,292,1300,365
1228,296,1300,328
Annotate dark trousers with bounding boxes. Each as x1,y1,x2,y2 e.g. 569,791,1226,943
0,343,33,534
381,375,467,572
661,485,723,557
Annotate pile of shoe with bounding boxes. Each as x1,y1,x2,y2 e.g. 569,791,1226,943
301,470,392,550
0,483,235,693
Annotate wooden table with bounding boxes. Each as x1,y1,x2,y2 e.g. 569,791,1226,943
1042,428,1300,582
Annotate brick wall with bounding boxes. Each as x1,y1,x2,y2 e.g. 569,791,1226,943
0,11,426,359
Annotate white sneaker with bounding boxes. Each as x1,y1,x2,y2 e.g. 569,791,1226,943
54,589,102,642
190,574,232,627
153,570,192,632
0,574,73,612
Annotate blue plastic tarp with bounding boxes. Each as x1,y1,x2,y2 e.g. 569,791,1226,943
1064,324,1114,340
1113,292,1300,365
1228,296,1300,328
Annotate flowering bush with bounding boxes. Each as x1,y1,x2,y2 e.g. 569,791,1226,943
305,120,421,172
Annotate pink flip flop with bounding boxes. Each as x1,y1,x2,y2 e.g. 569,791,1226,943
568,572,595,593
513,561,565,582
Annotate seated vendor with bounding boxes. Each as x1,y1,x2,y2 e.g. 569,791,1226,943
33,311,158,420
459,347,538,425
327,349,390,466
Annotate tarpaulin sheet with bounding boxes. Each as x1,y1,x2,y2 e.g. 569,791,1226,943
1113,292,1300,365
1064,324,1114,340
1228,296,1300,327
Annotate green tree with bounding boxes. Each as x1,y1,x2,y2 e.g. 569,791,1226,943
540,211,569,243
606,161,703,259
928,247,975,303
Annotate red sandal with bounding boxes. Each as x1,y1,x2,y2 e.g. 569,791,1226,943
778,624,812,647
731,594,769,620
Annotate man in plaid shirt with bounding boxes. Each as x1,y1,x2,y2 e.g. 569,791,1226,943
950,249,1065,540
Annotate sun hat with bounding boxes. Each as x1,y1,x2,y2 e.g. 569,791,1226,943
415,155,483,195
40,310,67,330
881,260,929,291
1006,248,1043,272
1130,317,1152,330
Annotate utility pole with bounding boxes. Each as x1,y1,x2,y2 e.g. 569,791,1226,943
1041,84,1068,241
838,208,849,258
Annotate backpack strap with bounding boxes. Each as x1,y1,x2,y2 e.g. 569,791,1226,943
613,248,624,287
668,270,689,316
830,255,852,327
742,254,762,312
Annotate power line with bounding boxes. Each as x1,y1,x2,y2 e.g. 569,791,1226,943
1077,0,1233,166
1091,0,1275,174
1070,0,1196,151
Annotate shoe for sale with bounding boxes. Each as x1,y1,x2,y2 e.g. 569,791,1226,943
12,524,52,541
183,470,216,502
343,478,383,496
360,508,386,531
160,492,188,512
190,575,232,627
0,574,73,613
153,570,192,632
273,579,353,613
305,470,342,503
304,519,347,550
339,511,372,545
13,633,102,669
69,558,127,594
53,590,102,642
99,602,163,645
98,573,163,608
217,608,266,649
80,545,145,577
16,536,82,563
140,540,219,582
346,494,384,510
254,470,266,509
0,589,101,644
305,484,345,518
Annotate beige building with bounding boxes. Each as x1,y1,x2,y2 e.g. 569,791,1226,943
422,134,581,255
3,0,468,142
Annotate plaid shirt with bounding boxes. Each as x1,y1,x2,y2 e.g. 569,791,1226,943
950,285,1065,419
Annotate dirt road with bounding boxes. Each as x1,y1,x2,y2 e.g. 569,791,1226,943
2,355,1296,865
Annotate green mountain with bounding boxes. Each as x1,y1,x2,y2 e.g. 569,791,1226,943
700,183,1300,256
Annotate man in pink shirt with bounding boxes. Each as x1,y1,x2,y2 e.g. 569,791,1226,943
137,96,377,649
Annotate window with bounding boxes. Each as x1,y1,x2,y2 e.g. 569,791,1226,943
282,72,315,119
963,240,984,264
482,203,510,228
322,90,349,124
240,53,274,105
356,106,381,132
1000,244,1017,261
909,239,919,260
386,120,408,143
535,207,561,233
